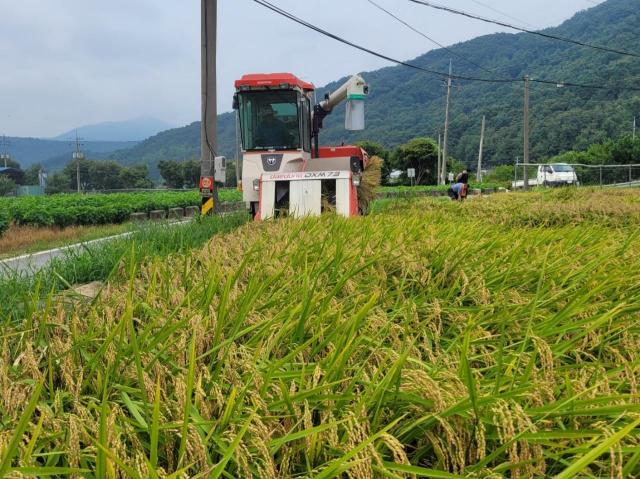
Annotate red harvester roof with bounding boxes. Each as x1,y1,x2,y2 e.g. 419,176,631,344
235,73,315,91
318,146,366,159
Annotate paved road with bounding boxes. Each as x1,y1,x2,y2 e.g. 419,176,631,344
0,231,134,276
0,211,243,276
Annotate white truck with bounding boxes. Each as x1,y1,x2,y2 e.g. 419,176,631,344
512,163,579,188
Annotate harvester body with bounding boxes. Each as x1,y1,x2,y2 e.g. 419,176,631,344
233,72,371,219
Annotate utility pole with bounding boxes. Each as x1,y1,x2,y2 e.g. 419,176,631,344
523,75,530,190
200,0,219,215
477,115,485,183
634,116,636,140
72,131,84,193
0,135,10,167
441,60,452,185
437,132,442,184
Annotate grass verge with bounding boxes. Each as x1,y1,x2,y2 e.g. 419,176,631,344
0,223,131,259
0,212,249,320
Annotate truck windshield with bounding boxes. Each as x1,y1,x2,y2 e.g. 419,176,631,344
238,91,300,150
551,164,574,172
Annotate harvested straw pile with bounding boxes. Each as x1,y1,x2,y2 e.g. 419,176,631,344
357,155,383,213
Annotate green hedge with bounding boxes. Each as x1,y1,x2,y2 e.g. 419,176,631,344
1,189,243,228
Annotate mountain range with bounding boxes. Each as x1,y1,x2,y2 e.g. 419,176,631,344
5,137,137,169
108,0,640,172
8,0,640,175
53,117,175,142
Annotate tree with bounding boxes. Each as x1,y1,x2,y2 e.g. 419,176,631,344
226,160,237,188
158,159,201,188
355,141,388,160
0,176,16,196
23,163,43,185
182,160,200,188
119,165,154,189
88,161,124,190
1,157,21,170
45,172,71,195
62,158,92,191
392,138,438,185
355,141,392,185
484,165,515,188
58,158,153,191
158,160,185,188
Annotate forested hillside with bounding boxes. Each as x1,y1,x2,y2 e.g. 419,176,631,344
109,116,236,178
110,0,640,171
317,0,640,166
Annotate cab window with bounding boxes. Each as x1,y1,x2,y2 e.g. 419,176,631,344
238,91,301,150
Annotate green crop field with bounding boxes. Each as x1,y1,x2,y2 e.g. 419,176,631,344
0,189,242,229
0,187,509,235
1,188,639,478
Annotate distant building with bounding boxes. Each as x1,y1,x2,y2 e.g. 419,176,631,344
0,167,22,182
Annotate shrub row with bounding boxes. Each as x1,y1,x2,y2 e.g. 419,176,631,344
1,189,243,228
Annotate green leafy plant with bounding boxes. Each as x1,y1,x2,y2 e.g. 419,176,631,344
0,209,9,237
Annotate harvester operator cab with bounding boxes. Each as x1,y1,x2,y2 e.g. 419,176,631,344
235,88,309,152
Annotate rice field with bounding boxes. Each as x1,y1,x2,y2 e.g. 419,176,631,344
1,188,639,478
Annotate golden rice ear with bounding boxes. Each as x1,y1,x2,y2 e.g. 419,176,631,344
2,188,640,478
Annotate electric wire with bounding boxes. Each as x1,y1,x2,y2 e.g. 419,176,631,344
251,0,640,93
365,0,508,79
251,0,516,84
466,0,537,29
408,0,640,59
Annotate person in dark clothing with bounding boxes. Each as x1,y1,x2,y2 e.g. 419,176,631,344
456,169,469,185
447,181,468,201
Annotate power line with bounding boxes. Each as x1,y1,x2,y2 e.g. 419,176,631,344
250,0,640,93
466,0,537,29
251,0,515,84
365,0,508,79
408,0,640,59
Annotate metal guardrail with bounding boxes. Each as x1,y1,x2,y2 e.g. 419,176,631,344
514,162,640,187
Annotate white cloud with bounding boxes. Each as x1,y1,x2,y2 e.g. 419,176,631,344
0,0,603,137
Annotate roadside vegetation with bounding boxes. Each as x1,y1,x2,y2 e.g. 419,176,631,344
0,189,639,477
0,212,248,320
0,223,130,259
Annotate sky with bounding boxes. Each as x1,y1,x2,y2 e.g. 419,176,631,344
0,0,604,138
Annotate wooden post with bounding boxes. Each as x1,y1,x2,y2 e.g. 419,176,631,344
200,0,219,214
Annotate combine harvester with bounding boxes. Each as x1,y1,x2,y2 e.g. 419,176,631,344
232,73,380,220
